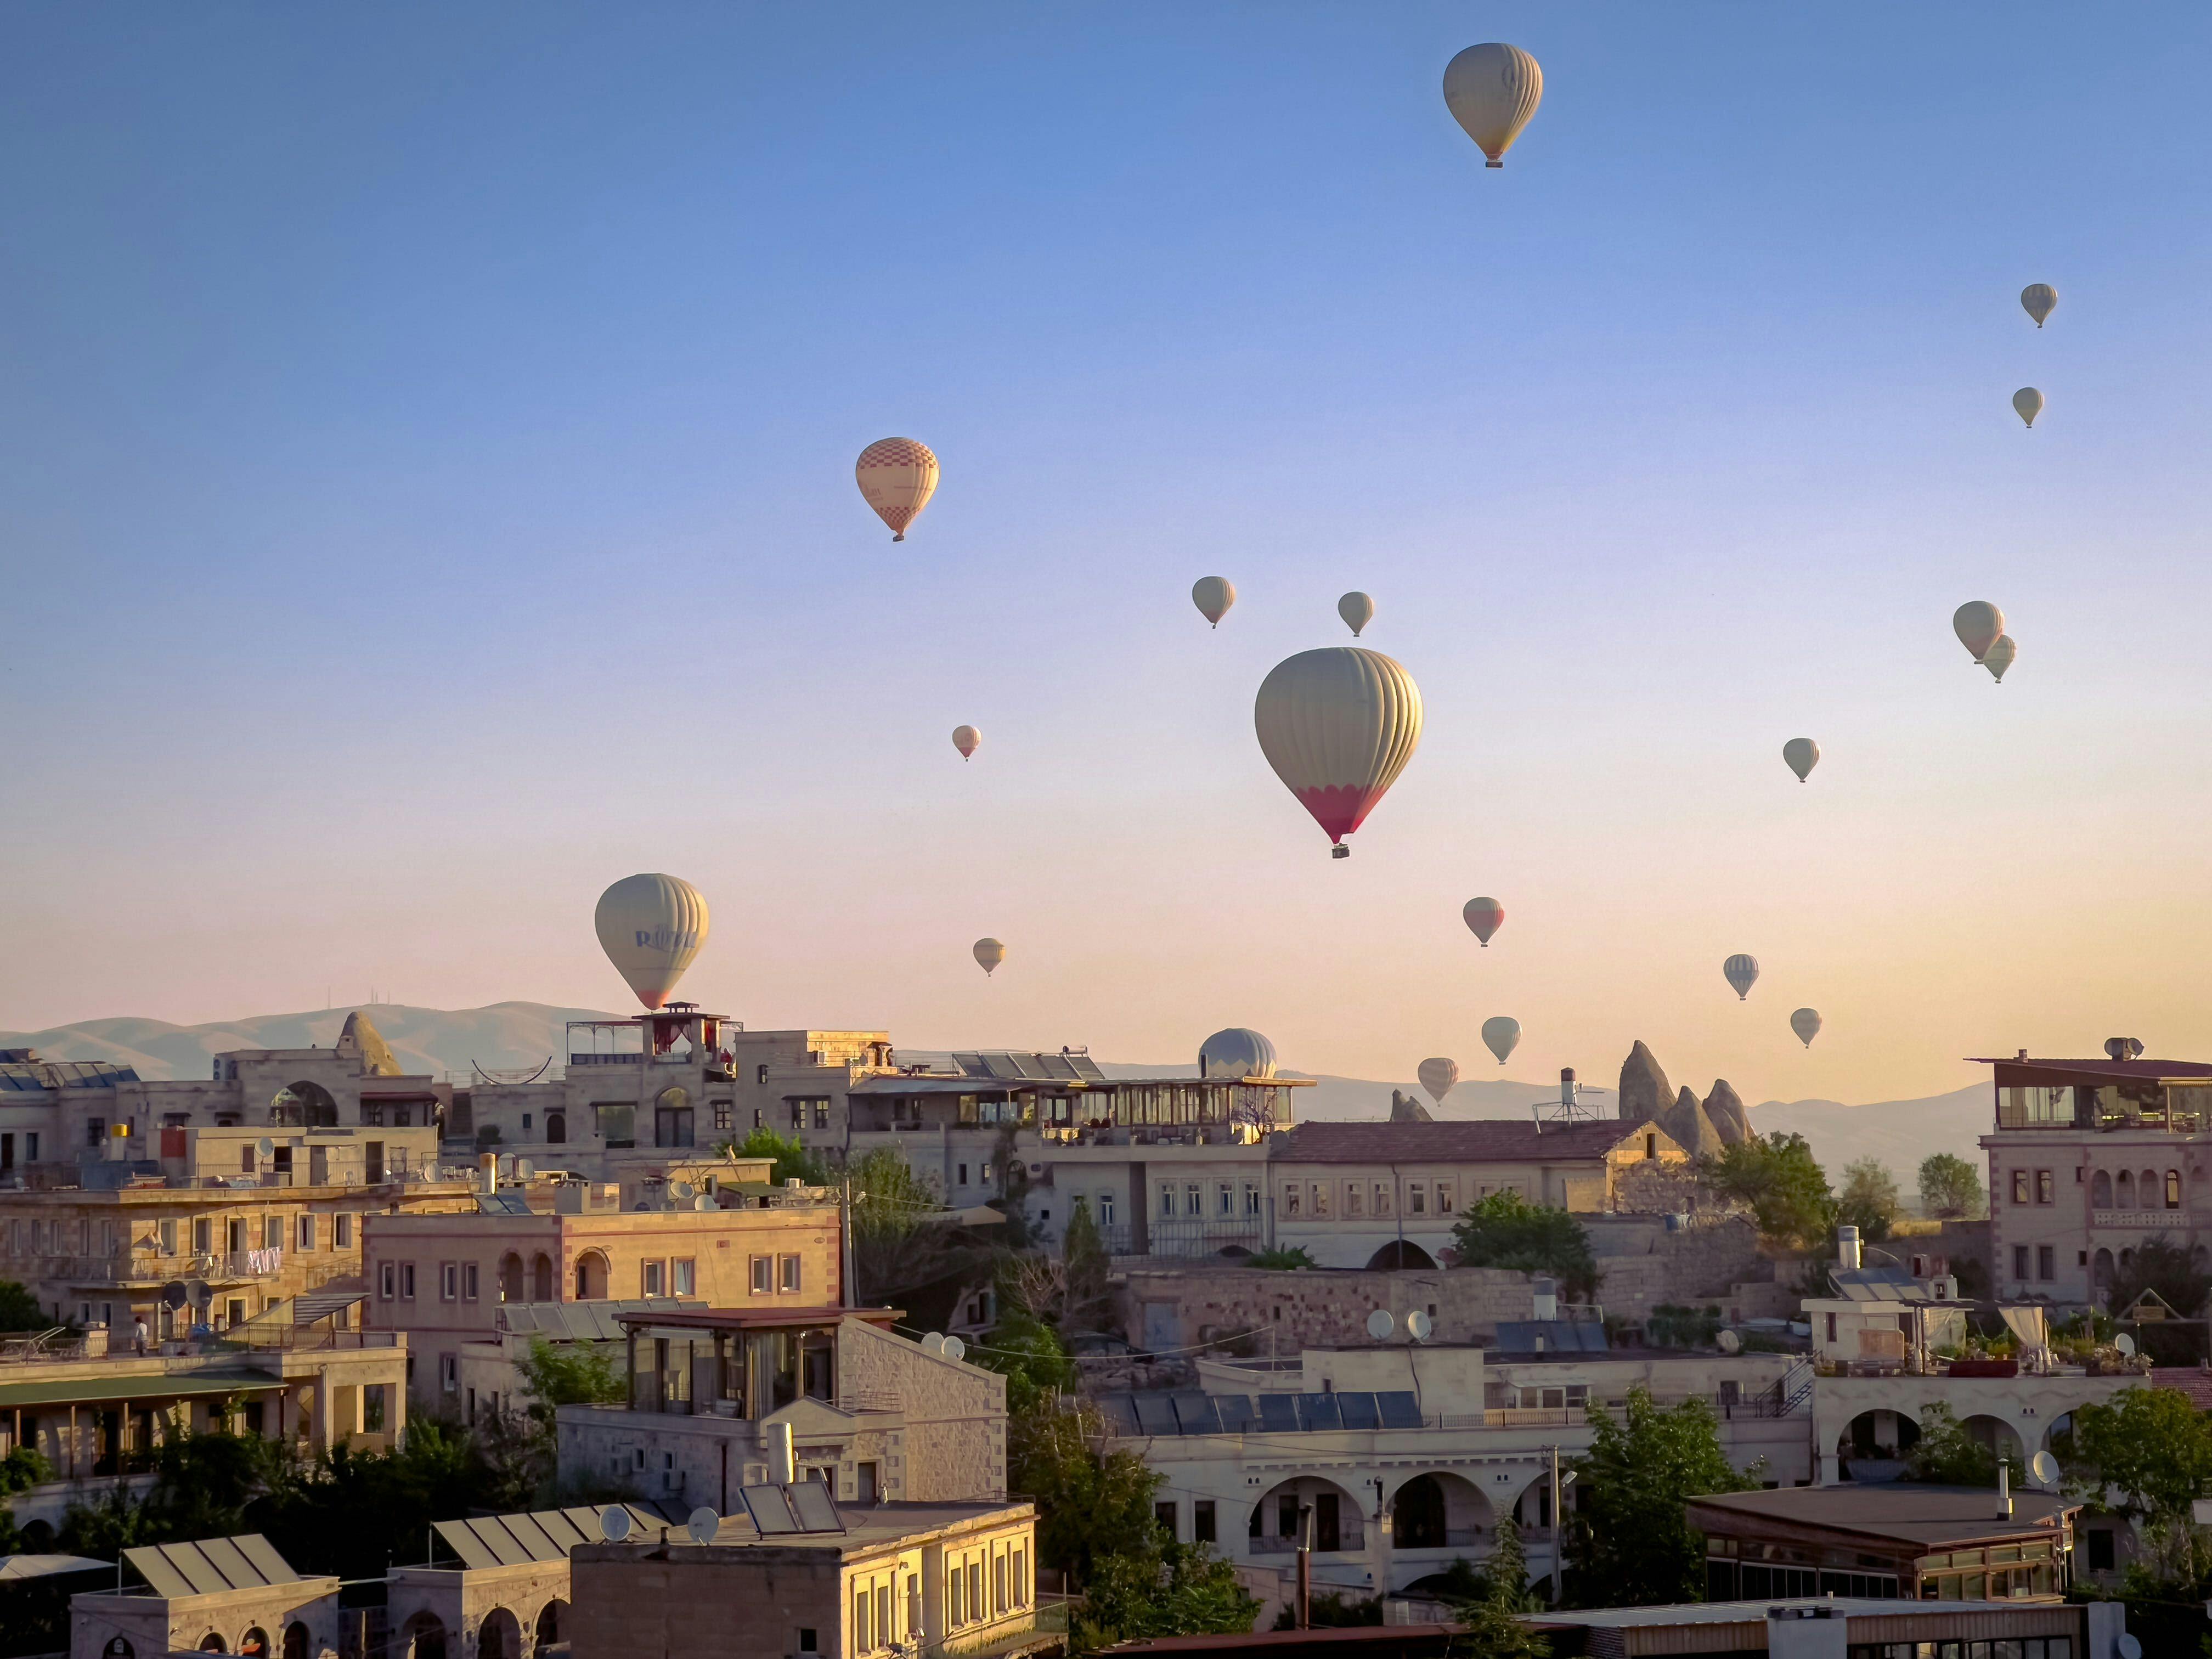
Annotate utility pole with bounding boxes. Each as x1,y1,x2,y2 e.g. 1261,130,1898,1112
1548,1444,1562,1606
1296,1502,1313,1629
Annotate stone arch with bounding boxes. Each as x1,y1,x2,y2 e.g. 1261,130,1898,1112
2093,1248,2115,1296
1249,1475,1367,1554
2141,1169,2159,1205
2167,1169,2182,1209
533,1252,555,1301
545,1110,566,1146
270,1082,338,1128
476,1609,521,1659
1366,1241,1437,1271
2045,1406,2102,1466
499,1253,524,1303
1960,1413,2025,1469
399,1613,445,1659
574,1250,610,1300
1387,1470,1493,1551
238,1634,268,1659
1837,1407,1920,1479
2118,1171,2136,1209
281,1626,308,1659
533,1600,567,1650
199,1638,226,1655
2092,1170,2113,1208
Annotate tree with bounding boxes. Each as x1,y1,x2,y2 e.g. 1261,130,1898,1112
1450,1193,1599,1299
724,1127,827,1188
2066,1385,2212,1522
1008,1401,1163,1587
1566,1387,1760,1606
1061,1198,1113,1332
1918,1153,1986,1221
1699,1135,1837,1249
973,1314,1077,1416
1074,1545,1259,1652
0,1279,48,1332
1243,1245,1317,1271
1903,1403,2018,1486
1837,1158,1900,1243
479,1335,630,1505
1449,1515,1549,1658
2107,1237,2212,1321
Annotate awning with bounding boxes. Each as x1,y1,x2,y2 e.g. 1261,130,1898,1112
0,1369,282,1410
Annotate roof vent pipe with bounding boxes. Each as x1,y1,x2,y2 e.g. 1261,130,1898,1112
765,1420,796,1486
1997,1459,2012,1519
1837,1226,1862,1272
479,1153,498,1195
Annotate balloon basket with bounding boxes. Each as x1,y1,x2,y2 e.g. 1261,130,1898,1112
1331,845,1350,860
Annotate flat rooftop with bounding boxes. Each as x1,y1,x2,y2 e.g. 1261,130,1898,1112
580,1499,1033,1559
1533,1596,2051,1629
1687,1484,2074,1548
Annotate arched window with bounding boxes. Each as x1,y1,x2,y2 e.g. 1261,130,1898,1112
238,1631,268,1658
2092,1170,2113,1209
545,1110,566,1146
2142,1170,2160,1207
575,1251,609,1299
2118,1171,2136,1209
499,1254,524,1303
270,1082,338,1128
534,1601,567,1650
283,1625,308,1659
2168,1170,2182,1209
199,1639,226,1655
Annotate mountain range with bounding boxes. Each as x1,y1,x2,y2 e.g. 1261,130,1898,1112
1,1002,1987,1189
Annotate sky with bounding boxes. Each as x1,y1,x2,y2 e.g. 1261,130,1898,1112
4,5,2212,1107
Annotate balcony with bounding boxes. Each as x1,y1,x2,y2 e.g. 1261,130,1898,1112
1101,1220,1265,1261
1250,1525,1368,1556
2093,1209,2187,1229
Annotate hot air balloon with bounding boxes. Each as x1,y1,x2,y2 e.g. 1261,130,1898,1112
1192,577,1236,629
1783,738,1819,783
1254,647,1423,859
1463,896,1504,947
2013,388,2044,428
595,874,709,1011
1954,601,2005,663
855,438,939,540
972,938,1005,978
1791,1007,1822,1048
952,725,980,760
2021,284,2058,328
1418,1057,1459,1105
1480,1015,1521,1066
1200,1028,1277,1080
1982,634,2017,683
1442,43,1543,168
1723,955,1760,1001
1338,592,1374,637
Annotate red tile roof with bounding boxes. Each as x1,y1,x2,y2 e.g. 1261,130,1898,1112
2150,1368,2212,1410
1275,1119,1661,1164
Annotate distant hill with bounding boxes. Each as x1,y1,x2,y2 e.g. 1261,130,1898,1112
6,1004,1985,1187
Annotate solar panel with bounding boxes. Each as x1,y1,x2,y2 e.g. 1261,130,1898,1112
1070,1056,1106,1081
1297,1393,1342,1432
1170,1392,1221,1434
156,1544,232,1596
1336,1392,1381,1430
1095,1395,1141,1436
1132,1395,1180,1436
123,1547,198,1600
194,1538,259,1590
1257,1393,1300,1432
433,1521,503,1571
1214,1395,1259,1434
477,1192,534,1217
1376,1391,1424,1429
492,1514,565,1564
563,1506,611,1542
952,1053,987,1077
531,1511,590,1554
741,1486,802,1536
788,1482,845,1533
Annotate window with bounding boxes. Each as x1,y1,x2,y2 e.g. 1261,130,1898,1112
852,1587,870,1652
1280,1183,1301,1218
1098,1192,1115,1227
673,1257,696,1296
1217,1182,1234,1217
2088,1529,2115,1571
594,1102,635,1147
1408,1183,1426,1215
87,1116,105,1148
160,1219,178,1254
296,1215,314,1251
2036,1169,2053,1203
439,1355,457,1391
758,1065,770,1085
2038,1245,2055,1281
1310,1182,1330,1219
644,1260,665,1297
1436,1180,1457,1214
751,1253,772,1292
712,1100,731,1132
1825,1313,1837,1342
194,1218,213,1254
2013,1245,2030,1280
958,1164,970,1187
402,1263,416,1299
1245,1182,1263,1217
521,1113,531,1131
1157,1182,1176,1218
795,1630,817,1654
2011,1170,2029,1205
1184,1181,1201,1217
1194,1499,1216,1543
334,1214,352,1249
2169,1170,2183,1209
1345,1179,1365,1217
1373,1181,1391,1216
1645,1132,1658,1158
380,1262,396,1299
264,1216,283,1249
994,1551,1008,1612
441,1262,458,1301
780,1254,802,1293
463,1262,478,1300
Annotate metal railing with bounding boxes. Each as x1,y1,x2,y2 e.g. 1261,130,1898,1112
1250,1527,1367,1556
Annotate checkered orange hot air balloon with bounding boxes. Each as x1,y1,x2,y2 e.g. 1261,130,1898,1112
855,437,939,541
1254,647,1423,859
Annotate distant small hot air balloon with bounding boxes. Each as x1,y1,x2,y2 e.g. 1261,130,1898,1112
952,725,981,760
1723,955,1760,1001
1782,738,1819,783
1791,1007,1822,1048
972,938,1005,978
1338,592,1374,637
1192,577,1236,628
1418,1057,1460,1105
1982,634,2017,683
1254,647,1424,859
1200,1028,1277,1080
1954,601,2005,663
855,438,940,540
595,874,709,1011
2013,387,2044,428
2021,284,2058,328
1463,896,1504,947
1442,43,1543,168
1480,1016,1521,1066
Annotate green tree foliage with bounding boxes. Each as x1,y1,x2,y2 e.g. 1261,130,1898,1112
1073,1544,1260,1652
1273,1592,1380,1629
2107,1236,2212,1321
0,1279,48,1332
846,1146,991,1311
1837,1158,1900,1243
1242,1245,1317,1271
1449,1515,1549,1658
1566,1387,1760,1607
1009,1400,1163,1585
1449,1192,1599,1299
725,1127,828,1187
1060,1198,1113,1332
1917,1152,1987,1220
2066,1385,2212,1521
1903,1403,2019,1486
477,1335,632,1504
1699,1134,1837,1249
973,1314,1078,1416
1644,1305,1723,1350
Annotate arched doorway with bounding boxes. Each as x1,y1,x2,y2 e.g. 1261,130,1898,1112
499,1254,524,1302
533,1252,555,1301
1366,1242,1437,1271
574,1251,610,1299
1838,1408,1920,1480
238,1630,268,1659
199,1638,225,1654
2091,1170,2113,1208
1249,1476,1365,1555
1389,1471,1490,1552
477,1609,521,1659
270,1082,338,1128
534,1600,567,1650
1962,1414,2024,1470
282,1625,308,1659
2118,1171,2136,1209
545,1110,566,1146
400,1614,445,1659
2093,1248,2115,1296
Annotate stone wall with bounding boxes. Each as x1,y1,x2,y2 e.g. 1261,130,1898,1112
838,1318,1008,1502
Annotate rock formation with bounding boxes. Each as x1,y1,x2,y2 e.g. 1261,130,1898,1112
1389,1088,1433,1123
1703,1079,1752,1145
1661,1085,1728,1158
1617,1040,1674,1125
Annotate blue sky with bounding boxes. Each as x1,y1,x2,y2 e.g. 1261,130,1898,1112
5,6,2211,1103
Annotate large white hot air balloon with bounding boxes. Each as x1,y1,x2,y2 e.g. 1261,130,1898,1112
595,874,709,1011
1982,635,2017,683
1480,1016,1521,1066
855,438,940,541
952,725,981,760
2021,284,2058,328
1338,592,1374,637
1463,896,1504,947
1418,1057,1459,1105
1254,647,1423,859
1791,1007,1822,1048
2012,388,2044,428
1192,577,1236,629
1200,1028,1278,1080
1723,955,1760,1001
1783,738,1819,783
1442,43,1543,168
972,938,1005,978
1954,601,2005,664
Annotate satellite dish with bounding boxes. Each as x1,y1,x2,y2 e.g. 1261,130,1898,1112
941,1336,967,1362
671,1180,697,1201
2116,1333,2137,1357
2117,1636,2142,1659
184,1279,211,1308
498,1154,516,1177
1365,1309,1395,1342
256,1138,275,1157
160,1280,189,1311
514,1159,533,1180
921,1333,947,1355
686,1507,720,1545
600,1508,633,1543
2030,1451,2059,1488
1406,1310,1432,1342
1717,1329,1742,1355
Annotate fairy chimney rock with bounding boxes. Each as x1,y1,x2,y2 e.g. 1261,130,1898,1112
1618,1041,1674,1125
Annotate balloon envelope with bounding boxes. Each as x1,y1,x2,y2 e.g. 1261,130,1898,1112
1791,1007,1822,1048
1723,954,1760,1001
1418,1057,1459,1105
1442,43,1543,167
595,874,709,1011
2021,283,2058,328
972,938,1005,977
1254,647,1423,855
1480,1016,1521,1065
2013,387,2044,428
952,725,981,760
1338,591,1374,637
1192,576,1235,628
1463,896,1504,946
1782,738,1819,783
1954,601,2005,663
1201,1028,1278,1080
1982,634,2017,682
856,438,940,540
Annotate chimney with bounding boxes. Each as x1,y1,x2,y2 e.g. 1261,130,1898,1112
1837,1225,1862,1272
1997,1459,2012,1519
765,1421,796,1486
479,1153,498,1195
1531,1276,1558,1322
555,1181,586,1216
